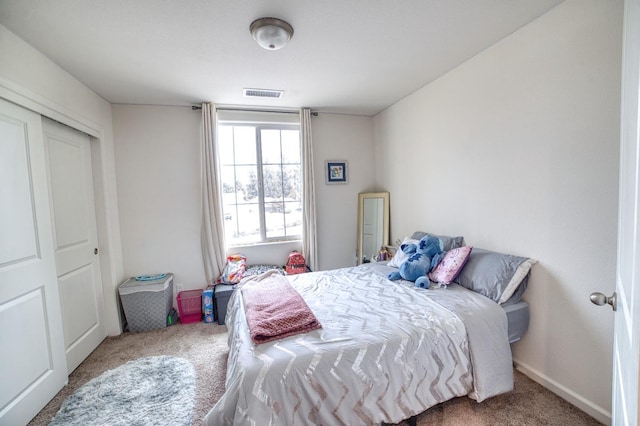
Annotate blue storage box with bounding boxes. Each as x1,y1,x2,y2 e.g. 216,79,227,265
203,288,214,323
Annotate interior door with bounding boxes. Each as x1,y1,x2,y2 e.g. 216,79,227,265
612,0,640,424
42,118,107,373
0,99,67,424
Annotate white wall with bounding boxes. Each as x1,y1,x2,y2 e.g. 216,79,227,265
113,105,206,292
112,107,375,286
311,113,376,270
0,24,124,335
373,0,622,423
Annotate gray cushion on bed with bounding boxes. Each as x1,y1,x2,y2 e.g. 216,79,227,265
411,231,464,251
454,248,530,303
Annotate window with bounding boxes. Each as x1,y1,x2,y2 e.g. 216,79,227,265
218,115,301,246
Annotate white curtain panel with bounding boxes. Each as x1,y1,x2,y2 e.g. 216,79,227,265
200,103,227,284
301,108,318,271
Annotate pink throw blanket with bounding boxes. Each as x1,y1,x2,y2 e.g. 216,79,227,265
241,270,322,344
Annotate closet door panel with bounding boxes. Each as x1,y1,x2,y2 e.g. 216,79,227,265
0,99,67,425
43,118,106,374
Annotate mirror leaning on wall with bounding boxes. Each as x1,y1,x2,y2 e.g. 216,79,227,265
356,192,390,265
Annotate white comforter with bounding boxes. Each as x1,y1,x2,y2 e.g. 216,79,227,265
203,263,513,425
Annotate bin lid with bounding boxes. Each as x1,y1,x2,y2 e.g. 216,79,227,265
119,273,173,295
214,284,236,295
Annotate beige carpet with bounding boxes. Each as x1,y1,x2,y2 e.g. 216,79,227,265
29,322,602,425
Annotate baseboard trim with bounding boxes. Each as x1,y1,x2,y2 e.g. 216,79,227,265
513,360,611,425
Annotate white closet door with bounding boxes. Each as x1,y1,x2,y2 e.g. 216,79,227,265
42,118,106,373
0,99,67,424
612,0,640,423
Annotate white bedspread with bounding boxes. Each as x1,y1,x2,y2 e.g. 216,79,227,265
203,263,513,425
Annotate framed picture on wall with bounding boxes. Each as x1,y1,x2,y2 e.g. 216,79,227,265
326,161,348,184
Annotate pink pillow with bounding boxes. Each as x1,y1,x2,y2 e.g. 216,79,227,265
429,246,473,285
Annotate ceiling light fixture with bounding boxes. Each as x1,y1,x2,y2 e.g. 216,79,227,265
250,17,294,50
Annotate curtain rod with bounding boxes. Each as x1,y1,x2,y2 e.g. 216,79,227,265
192,105,318,116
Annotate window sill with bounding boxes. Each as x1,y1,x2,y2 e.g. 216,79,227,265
226,240,302,266
227,239,301,251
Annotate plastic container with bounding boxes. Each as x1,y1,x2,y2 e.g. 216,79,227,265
202,288,215,323
214,284,235,325
119,273,174,333
177,289,203,324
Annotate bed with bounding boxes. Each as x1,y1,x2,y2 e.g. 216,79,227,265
203,240,534,425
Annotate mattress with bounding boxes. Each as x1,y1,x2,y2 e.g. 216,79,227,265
503,301,529,343
372,261,530,344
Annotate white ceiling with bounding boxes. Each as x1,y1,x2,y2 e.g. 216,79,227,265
0,0,564,116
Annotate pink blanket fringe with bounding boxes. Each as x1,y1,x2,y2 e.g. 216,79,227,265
241,270,322,344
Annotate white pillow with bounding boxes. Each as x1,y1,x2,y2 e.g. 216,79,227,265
387,237,419,268
498,258,537,304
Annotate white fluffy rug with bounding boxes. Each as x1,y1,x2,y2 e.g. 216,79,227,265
49,356,195,425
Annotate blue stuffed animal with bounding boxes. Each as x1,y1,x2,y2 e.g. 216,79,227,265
388,235,445,288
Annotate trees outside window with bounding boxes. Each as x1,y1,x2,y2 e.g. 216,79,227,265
218,123,302,246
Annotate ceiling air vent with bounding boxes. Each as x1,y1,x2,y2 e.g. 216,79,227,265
243,88,284,99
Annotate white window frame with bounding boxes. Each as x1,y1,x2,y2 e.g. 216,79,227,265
217,110,302,247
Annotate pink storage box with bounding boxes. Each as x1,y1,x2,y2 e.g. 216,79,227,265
177,289,203,324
